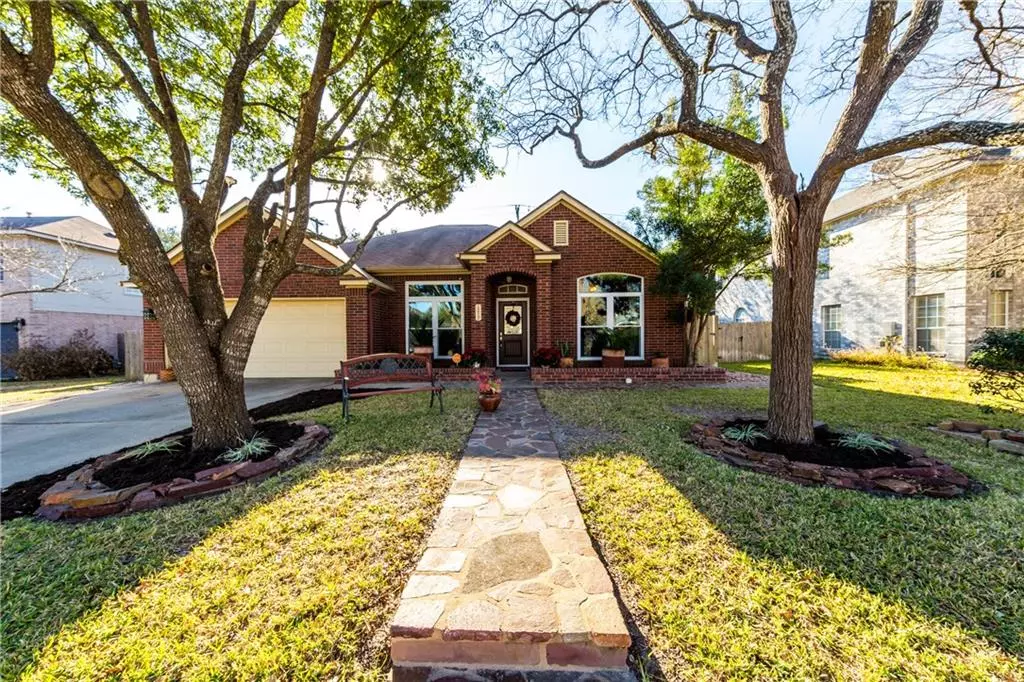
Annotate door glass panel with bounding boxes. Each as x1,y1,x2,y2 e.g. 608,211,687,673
437,329,462,357
408,283,462,297
437,301,462,328
408,301,433,350
580,297,607,326
503,305,523,335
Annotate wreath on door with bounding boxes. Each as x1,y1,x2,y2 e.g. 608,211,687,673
504,309,522,328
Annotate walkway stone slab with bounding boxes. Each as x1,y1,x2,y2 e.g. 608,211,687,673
391,388,633,680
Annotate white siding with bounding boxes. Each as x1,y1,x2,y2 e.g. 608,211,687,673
813,205,908,354
29,244,141,317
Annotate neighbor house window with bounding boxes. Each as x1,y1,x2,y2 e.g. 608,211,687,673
822,305,842,349
914,294,945,353
989,290,1011,328
577,273,643,359
406,281,463,358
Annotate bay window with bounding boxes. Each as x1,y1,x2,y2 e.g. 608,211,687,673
577,274,643,359
406,282,463,358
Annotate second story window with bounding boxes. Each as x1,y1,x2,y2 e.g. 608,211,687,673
817,247,830,280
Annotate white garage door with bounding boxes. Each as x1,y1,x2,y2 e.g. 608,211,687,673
226,298,346,378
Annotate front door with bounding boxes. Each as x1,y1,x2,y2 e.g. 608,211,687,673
497,300,529,366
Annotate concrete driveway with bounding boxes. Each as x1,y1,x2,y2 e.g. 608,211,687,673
1,379,332,488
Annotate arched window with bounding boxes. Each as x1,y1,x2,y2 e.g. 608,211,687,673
577,274,643,359
733,307,749,322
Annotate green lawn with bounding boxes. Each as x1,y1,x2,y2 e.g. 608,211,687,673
1,391,475,681
541,362,1024,681
0,376,128,409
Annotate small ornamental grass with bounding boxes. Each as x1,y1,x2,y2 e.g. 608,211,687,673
721,423,767,445
836,431,896,454
125,437,180,460
220,435,274,463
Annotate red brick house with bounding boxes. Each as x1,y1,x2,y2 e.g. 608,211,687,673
144,191,690,379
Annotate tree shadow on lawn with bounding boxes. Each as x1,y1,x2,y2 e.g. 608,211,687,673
542,385,1024,662
1,392,475,680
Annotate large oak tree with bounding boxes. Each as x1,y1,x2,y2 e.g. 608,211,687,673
487,0,1023,442
1,1,494,448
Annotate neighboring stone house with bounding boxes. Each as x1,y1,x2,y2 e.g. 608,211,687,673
814,148,1022,363
0,216,142,364
144,191,689,379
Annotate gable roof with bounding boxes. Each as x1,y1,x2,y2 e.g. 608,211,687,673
165,198,389,289
517,191,658,263
458,222,556,257
341,224,496,270
0,216,120,253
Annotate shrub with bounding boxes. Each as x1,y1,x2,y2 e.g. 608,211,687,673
533,347,561,367
967,327,1024,408
828,347,942,369
461,348,488,367
4,329,115,380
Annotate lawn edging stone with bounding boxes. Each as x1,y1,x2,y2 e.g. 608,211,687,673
690,420,981,498
36,423,329,521
933,421,1024,456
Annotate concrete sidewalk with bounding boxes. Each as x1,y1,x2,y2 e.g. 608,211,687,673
1,379,331,488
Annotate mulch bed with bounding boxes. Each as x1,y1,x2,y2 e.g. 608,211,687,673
0,388,364,522
689,418,984,498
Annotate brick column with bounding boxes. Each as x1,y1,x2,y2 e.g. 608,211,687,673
344,287,369,359
469,264,488,352
142,298,166,374
535,263,552,349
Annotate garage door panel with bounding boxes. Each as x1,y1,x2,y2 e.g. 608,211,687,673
226,299,346,378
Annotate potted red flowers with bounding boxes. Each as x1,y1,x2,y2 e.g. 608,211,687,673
533,347,561,368
473,370,502,412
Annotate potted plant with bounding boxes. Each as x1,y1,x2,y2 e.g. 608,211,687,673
533,346,561,368
651,351,670,368
556,340,574,367
473,369,502,412
463,348,488,367
600,329,633,368
158,367,176,382
410,318,433,356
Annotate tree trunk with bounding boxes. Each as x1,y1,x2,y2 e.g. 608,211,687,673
183,370,253,450
764,184,825,444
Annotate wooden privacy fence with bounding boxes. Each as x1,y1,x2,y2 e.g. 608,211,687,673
716,321,771,362
122,331,143,381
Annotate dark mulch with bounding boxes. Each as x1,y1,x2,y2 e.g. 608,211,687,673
1,388,355,522
94,421,305,490
723,419,910,469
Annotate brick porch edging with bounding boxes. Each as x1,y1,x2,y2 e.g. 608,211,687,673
531,366,726,383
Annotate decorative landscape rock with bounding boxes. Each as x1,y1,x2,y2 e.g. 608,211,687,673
35,423,329,521
933,420,1024,457
690,420,983,498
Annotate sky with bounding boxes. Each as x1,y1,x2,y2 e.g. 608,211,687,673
0,2,1001,239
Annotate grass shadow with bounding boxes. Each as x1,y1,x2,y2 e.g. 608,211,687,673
539,377,1024,673
1,390,475,680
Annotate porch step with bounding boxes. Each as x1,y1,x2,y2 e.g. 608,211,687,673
390,390,633,681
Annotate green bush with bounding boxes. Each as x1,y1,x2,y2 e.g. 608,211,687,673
4,329,115,380
828,347,943,369
967,328,1024,408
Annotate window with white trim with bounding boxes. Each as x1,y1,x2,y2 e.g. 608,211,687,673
914,294,945,353
817,247,830,280
406,282,463,358
988,289,1011,328
821,305,842,349
577,274,643,359
553,220,569,246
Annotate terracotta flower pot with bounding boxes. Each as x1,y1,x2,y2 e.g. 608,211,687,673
559,356,575,368
651,357,670,368
412,345,434,357
601,349,625,368
479,393,502,412
158,368,176,382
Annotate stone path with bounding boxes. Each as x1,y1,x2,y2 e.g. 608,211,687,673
391,388,633,681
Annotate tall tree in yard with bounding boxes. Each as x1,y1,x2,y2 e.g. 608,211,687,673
488,0,1024,442
1,1,494,448
629,81,770,366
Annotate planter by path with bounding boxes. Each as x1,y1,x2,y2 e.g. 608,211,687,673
690,419,983,499
36,423,330,521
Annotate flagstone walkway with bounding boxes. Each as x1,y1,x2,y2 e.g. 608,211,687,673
390,388,634,681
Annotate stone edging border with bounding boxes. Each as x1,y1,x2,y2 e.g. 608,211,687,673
36,422,330,521
689,420,979,498
932,420,1024,456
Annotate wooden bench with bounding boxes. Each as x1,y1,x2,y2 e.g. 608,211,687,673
336,353,445,421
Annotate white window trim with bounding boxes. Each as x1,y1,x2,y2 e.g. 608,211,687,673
576,273,644,361
821,304,842,348
405,280,464,359
495,297,531,368
988,289,1011,328
914,293,946,354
